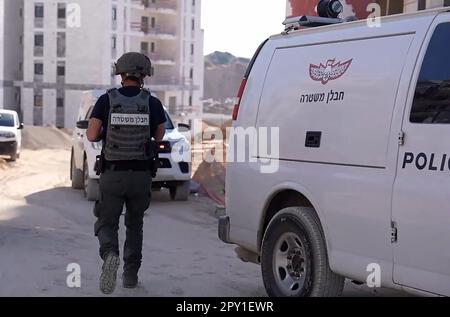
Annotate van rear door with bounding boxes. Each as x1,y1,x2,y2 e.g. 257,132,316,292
393,16,450,296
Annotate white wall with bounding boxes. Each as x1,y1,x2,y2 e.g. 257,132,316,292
43,89,56,125
21,88,33,125
22,0,113,126
404,0,446,12
0,1,5,108
64,90,83,128
0,0,23,111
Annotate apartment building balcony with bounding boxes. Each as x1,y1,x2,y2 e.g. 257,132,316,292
130,23,177,40
145,75,200,91
141,52,176,66
34,46,44,57
34,18,44,28
130,0,178,15
146,75,179,86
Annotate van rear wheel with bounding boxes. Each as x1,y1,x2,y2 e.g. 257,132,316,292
261,207,344,297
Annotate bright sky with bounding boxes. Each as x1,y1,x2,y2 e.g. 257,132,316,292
201,0,286,59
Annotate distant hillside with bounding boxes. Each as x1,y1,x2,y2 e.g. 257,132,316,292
204,52,250,103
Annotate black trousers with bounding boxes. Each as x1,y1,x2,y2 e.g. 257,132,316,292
94,169,152,273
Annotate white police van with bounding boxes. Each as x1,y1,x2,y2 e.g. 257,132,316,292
71,90,191,201
219,4,450,297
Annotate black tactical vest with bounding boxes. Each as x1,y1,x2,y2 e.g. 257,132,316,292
104,88,151,161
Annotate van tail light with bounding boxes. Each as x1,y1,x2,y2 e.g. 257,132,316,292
232,78,247,121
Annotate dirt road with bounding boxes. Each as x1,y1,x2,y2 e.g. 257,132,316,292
0,149,403,297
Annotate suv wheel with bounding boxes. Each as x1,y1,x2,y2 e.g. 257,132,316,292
83,157,99,201
71,151,83,189
169,181,190,201
261,207,344,297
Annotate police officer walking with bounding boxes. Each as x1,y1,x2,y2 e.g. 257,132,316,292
87,52,167,294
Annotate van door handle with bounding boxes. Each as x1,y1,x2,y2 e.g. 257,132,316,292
305,131,322,148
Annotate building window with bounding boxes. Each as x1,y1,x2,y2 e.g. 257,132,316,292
112,7,117,21
418,0,426,10
112,6,118,30
58,3,66,28
141,16,149,33
57,32,66,57
34,3,44,28
151,17,156,28
191,19,195,31
193,0,195,6
34,33,44,57
191,44,194,55
112,36,117,49
141,42,149,55
58,4,66,18
34,34,44,46
57,63,65,77
57,97,64,108
151,42,155,53
35,3,44,18
189,68,193,79
189,95,193,107
34,94,43,107
410,23,450,124
34,62,44,75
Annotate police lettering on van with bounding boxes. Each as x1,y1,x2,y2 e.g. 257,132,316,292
402,152,450,171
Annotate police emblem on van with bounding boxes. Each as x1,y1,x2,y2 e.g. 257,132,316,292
309,58,353,85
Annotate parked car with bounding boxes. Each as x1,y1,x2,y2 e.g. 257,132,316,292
219,7,450,297
0,109,23,161
70,90,191,201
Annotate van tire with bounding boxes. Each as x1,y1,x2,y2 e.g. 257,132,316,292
71,151,83,189
83,157,99,201
9,152,17,162
169,181,190,201
261,207,344,297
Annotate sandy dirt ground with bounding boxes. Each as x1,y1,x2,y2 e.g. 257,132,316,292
0,147,406,297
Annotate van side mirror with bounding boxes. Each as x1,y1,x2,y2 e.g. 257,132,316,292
18,123,24,130
76,120,89,130
178,123,190,132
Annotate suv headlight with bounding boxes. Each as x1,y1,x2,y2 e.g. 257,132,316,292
0,131,15,138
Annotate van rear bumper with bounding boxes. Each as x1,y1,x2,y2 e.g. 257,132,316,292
218,216,231,244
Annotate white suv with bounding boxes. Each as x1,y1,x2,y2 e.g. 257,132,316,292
220,7,450,297
70,90,191,201
0,109,23,161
